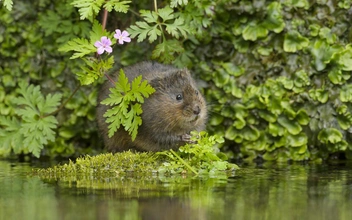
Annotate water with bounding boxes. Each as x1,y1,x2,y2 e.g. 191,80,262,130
1,160,352,220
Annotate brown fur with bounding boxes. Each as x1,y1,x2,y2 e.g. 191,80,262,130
96,61,207,152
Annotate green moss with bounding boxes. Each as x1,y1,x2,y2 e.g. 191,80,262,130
33,132,239,179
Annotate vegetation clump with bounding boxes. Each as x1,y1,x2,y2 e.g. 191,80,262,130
34,132,238,179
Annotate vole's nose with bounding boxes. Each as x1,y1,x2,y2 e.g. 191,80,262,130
193,106,201,115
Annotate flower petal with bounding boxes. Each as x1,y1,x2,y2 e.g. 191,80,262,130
114,29,122,39
105,46,113,53
121,30,130,37
101,36,112,46
97,47,105,54
123,37,131,42
94,41,102,47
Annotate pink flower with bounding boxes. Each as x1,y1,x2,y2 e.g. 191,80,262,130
114,29,131,45
94,36,112,55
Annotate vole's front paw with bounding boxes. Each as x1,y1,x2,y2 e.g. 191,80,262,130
181,134,196,144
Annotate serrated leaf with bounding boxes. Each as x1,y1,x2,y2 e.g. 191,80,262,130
0,116,23,154
128,22,160,43
2,0,13,11
89,20,113,44
71,0,105,20
140,9,159,23
10,83,61,157
152,40,184,63
37,93,63,114
102,69,155,140
170,0,188,7
77,57,114,85
158,6,174,21
58,38,96,59
104,0,131,13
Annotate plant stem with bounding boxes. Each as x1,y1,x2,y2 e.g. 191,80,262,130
43,85,81,118
170,149,198,175
154,0,158,12
102,9,108,31
105,73,116,85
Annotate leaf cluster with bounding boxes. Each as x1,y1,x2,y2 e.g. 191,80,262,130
0,82,62,157
71,0,131,21
190,0,352,161
0,0,100,158
157,131,238,176
127,6,191,63
58,21,115,85
101,69,155,140
1,0,13,11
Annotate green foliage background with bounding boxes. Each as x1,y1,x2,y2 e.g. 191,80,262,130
2,0,352,162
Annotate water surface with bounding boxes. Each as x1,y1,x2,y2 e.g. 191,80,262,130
1,160,351,220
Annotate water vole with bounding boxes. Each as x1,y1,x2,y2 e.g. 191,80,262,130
96,61,207,152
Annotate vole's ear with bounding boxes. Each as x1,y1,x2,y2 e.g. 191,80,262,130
174,69,190,78
149,77,165,90
168,69,190,84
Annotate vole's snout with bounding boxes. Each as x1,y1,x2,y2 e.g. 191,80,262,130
193,105,201,115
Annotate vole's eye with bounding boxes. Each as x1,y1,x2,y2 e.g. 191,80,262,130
195,90,199,95
176,94,183,101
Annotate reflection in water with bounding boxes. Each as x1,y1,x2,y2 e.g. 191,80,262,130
1,160,352,219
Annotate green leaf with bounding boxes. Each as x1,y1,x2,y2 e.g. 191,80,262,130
286,133,308,147
71,0,105,20
152,40,184,63
318,128,343,144
319,27,337,44
242,126,260,141
58,38,96,59
309,88,329,103
263,2,285,33
284,31,309,52
309,24,320,36
340,84,352,102
102,69,155,141
269,123,285,137
89,20,113,44
104,0,131,13
77,57,114,85
221,62,245,77
294,70,310,88
158,6,174,21
277,115,302,135
334,46,352,71
258,110,277,123
10,82,62,157
337,114,352,130
296,109,310,125
0,116,23,155
310,40,342,71
2,0,13,11
170,0,188,8
242,22,268,41
284,0,309,9
128,21,160,43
